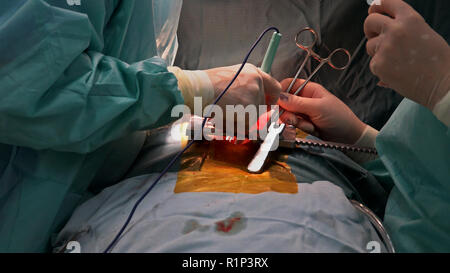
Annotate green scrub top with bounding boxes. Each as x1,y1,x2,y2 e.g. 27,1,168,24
366,99,450,252
0,0,184,252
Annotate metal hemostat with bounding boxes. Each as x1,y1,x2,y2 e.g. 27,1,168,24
246,27,355,173
185,24,378,174
185,116,378,173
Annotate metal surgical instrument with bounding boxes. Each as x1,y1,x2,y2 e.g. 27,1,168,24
104,27,282,253
248,27,352,173
282,27,351,116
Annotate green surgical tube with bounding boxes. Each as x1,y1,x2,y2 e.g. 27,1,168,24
261,31,282,73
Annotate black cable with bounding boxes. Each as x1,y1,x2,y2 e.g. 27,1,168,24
104,27,280,253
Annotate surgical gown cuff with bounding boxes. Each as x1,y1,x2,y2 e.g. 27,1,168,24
168,66,215,111
432,90,450,127
354,125,379,148
346,125,379,164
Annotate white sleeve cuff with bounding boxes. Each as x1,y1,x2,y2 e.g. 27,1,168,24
354,125,379,148
432,90,450,127
168,66,215,111
345,125,379,164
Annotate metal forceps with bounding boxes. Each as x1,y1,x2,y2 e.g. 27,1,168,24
283,27,351,108
248,27,352,173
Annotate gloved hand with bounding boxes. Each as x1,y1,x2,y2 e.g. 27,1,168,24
205,64,281,109
364,0,450,111
170,64,281,110
206,64,282,139
278,78,368,144
169,64,282,139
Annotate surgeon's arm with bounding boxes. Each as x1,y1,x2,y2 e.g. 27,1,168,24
0,1,185,153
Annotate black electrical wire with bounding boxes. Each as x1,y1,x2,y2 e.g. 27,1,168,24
104,27,280,253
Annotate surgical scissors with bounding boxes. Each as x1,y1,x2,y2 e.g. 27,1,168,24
281,27,351,116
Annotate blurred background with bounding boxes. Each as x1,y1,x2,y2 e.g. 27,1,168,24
174,0,450,130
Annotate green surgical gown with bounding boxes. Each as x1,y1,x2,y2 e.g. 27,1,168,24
0,0,184,252
367,99,450,252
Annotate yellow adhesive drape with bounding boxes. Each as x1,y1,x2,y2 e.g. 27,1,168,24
175,139,298,194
